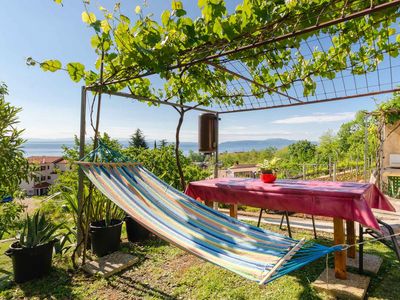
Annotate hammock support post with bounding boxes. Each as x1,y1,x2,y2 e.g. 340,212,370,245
77,86,87,254
259,238,306,285
213,113,220,211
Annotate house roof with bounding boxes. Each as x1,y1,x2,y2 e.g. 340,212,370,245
229,164,258,170
33,182,51,189
28,156,67,164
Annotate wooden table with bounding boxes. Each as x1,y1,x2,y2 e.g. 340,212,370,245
185,178,395,279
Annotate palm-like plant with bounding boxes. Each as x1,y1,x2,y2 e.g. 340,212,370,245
19,210,63,248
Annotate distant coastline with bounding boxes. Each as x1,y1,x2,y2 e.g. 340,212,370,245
22,138,301,157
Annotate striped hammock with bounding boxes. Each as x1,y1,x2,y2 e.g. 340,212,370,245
79,162,341,284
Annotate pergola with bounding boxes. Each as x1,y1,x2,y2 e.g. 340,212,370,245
77,0,400,282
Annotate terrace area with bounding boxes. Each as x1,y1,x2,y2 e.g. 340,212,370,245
2,0,400,299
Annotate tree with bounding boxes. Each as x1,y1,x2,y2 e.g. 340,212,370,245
287,140,316,164
129,129,148,149
336,111,375,160
219,147,276,167
62,132,122,162
123,145,209,190
159,139,168,148
317,130,340,162
0,82,29,196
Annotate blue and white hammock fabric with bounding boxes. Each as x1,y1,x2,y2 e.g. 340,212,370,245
79,161,341,284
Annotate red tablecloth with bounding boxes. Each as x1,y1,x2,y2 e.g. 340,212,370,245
185,178,396,230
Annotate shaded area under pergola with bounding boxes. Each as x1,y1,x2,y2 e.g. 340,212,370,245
76,0,400,285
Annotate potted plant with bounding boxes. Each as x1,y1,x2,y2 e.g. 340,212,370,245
89,196,124,257
257,158,280,183
125,214,151,242
5,210,62,283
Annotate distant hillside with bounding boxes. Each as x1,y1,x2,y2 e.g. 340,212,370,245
179,138,298,153
218,138,297,152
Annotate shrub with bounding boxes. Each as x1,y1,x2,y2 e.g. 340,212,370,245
0,202,24,239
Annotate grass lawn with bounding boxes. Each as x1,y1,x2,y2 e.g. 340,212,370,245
0,224,399,299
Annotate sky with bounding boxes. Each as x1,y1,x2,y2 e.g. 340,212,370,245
0,1,395,143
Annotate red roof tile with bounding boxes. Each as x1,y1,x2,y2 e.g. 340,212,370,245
33,182,51,189
28,156,65,164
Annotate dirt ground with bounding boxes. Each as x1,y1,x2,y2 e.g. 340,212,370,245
15,197,43,214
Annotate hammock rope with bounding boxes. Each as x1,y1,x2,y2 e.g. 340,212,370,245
77,143,342,284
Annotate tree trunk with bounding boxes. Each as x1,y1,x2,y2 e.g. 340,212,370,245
175,110,186,190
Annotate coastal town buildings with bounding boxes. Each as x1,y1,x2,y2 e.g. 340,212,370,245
20,156,70,196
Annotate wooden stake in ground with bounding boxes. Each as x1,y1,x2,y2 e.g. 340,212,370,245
333,217,347,279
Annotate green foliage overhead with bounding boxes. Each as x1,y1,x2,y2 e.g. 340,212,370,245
377,92,400,124
66,62,86,82
0,83,29,196
34,0,400,107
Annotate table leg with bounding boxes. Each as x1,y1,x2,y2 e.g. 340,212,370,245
333,217,347,280
346,220,356,259
230,204,238,219
204,200,213,208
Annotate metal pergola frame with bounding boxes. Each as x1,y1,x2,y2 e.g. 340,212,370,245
76,0,400,281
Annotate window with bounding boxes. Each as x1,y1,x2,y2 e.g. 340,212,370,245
40,166,46,171
47,166,50,170
41,176,46,181
48,176,51,180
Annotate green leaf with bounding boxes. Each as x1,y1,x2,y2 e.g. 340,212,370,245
53,0,63,5
40,60,62,72
135,5,141,14
100,20,111,33
175,9,186,17
213,19,223,38
82,11,96,24
396,34,400,43
172,1,183,10
120,14,130,24
91,35,100,48
198,0,206,8
67,62,85,82
161,10,170,26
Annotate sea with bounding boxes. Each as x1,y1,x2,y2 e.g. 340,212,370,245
22,140,198,157
22,138,297,157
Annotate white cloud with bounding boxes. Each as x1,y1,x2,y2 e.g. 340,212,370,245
272,112,355,125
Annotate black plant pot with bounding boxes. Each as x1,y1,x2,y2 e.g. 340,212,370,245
5,240,56,283
125,215,151,242
90,219,122,257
